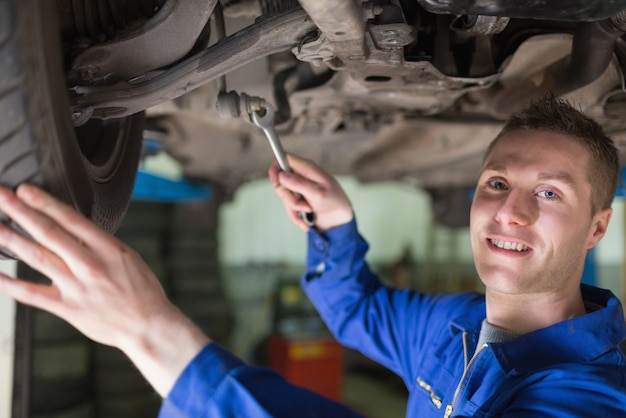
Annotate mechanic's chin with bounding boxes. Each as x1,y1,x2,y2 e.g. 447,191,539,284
474,247,536,292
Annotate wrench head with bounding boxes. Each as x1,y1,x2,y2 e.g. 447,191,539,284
251,103,275,128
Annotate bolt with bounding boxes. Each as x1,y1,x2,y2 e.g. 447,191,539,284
77,65,100,82
384,38,402,46
243,94,266,114
70,107,94,127
382,29,399,36
216,91,266,119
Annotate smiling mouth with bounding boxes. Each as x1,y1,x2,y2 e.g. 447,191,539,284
490,239,529,252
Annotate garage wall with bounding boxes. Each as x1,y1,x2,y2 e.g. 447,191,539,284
596,200,625,298
219,176,474,265
0,260,17,418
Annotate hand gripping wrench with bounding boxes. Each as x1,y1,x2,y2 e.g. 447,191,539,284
251,104,316,227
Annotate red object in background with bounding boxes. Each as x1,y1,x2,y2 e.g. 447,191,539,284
266,334,345,401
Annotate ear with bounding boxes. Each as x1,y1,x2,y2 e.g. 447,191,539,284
586,207,612,249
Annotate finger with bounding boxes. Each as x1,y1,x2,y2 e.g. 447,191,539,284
0,273,65,316
286,208,310,232
276,170,324,202
0,187,93,268
285,154,329,184
268,159,282,188
275,185,312,212
274,187,311,231
0,223,73,284
15,184,112,248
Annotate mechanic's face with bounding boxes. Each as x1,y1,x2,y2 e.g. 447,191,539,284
470,130,611,297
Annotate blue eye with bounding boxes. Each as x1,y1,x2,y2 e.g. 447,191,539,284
489,180,507,190
538,190,559,199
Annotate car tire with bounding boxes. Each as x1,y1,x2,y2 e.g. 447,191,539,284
0,0,144,234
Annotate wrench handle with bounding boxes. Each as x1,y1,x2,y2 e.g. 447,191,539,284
265,129,317,226
297,204,317,226
261,126,292,173
290,186,317,227
253,107,316,227
266,129,317,224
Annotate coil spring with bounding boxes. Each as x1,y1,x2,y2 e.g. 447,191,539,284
260,0,300,16
69,0,164,42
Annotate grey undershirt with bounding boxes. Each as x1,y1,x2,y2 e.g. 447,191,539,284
475,302,599,354
476,319,521,354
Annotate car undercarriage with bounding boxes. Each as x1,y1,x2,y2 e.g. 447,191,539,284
4,0,626,230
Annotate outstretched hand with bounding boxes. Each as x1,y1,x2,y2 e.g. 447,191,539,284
268,154,354,232
0,184,209,396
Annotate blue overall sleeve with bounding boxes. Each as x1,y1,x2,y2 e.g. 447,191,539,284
158,343,364,418
301,219,476,387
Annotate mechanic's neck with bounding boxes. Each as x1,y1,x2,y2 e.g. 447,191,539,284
484,283,587,335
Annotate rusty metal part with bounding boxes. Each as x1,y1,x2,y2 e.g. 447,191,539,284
296,0,367,60
417,0,626,21
72,0,217,82
297,0,364,43
451,15,510,35
369,23,416,48
70,8,316,119
483,14,626,119
216,91,267,119
287,66,499,121
214,1,228,93
58,0,162,41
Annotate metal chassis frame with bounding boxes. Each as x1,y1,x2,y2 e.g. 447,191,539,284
71,8,316,120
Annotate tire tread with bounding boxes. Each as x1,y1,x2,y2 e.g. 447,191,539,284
0,77,23,100
0,0,16,47
0,0,41,192
0,0,143,233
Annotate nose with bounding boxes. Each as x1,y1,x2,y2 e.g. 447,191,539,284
494,189,537,226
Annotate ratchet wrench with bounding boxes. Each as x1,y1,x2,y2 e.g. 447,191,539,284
251,104,316,227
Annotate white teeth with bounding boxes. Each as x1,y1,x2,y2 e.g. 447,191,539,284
490,239,528,252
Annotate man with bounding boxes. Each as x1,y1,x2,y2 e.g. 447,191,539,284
0,95,623,417
269,95,626,417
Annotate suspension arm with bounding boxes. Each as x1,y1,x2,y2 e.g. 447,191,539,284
70,8,316,120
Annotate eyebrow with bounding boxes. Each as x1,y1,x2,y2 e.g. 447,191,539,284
481,165,575,187
481,164,506,173
536,171,575,186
